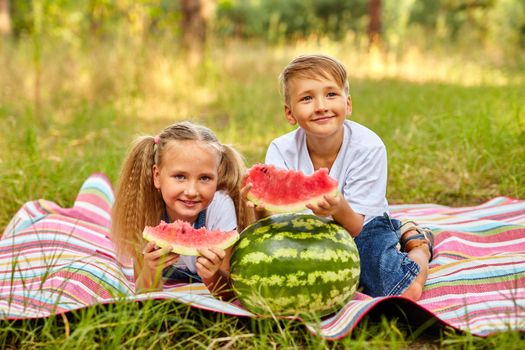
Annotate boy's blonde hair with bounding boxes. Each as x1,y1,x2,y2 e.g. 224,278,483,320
111,121,252,264
279,54,350,104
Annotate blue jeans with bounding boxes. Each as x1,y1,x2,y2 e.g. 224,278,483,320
354,213,420,297
162,265,202,283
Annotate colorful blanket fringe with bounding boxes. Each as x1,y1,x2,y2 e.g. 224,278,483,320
1,173,524,339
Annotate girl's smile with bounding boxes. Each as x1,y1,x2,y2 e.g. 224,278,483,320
179,199,200,207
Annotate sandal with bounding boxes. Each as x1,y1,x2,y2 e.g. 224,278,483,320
399,220,434,262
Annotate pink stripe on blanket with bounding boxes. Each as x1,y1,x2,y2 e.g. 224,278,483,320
43,201,110,228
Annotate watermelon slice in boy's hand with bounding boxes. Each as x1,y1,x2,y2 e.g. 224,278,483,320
142,221,239,256
244,164,339,213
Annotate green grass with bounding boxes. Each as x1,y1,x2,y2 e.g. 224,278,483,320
2,300,524,349
1,37,524,348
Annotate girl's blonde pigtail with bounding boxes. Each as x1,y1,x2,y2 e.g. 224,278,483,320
112,136,163,266
218,144,254,231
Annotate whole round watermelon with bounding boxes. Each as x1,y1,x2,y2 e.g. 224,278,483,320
230,214,360,317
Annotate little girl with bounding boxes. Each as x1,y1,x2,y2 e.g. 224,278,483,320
111,121,251,295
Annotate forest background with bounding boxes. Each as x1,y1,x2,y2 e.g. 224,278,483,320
0,1,524,348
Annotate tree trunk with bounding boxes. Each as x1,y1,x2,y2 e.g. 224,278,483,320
0,0,11,35
180,0,214,65
88,0,103,38
367,0,381,47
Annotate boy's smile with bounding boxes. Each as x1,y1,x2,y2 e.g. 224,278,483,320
284,76,351,140
311,115,336,123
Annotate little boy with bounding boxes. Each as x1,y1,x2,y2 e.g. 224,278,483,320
262,54,433,300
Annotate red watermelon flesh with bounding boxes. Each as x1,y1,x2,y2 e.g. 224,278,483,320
245,164,339,213
142,220,239,256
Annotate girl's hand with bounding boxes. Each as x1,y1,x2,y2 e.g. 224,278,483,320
136,241,179,292
306,192,344,218
196,247,234,300
142,241,180,273
195,247,226,280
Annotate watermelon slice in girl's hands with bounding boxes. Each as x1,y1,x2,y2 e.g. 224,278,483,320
244,164,339,213
142,221,239,256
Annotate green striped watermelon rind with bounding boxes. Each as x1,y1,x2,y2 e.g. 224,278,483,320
246,187,340,213
142,222,240,256
230,213,360,317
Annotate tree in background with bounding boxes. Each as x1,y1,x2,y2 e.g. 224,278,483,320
1,0,522,65
0,0,11,35
368,0,382,47
215,0,369,42
181,0,215,65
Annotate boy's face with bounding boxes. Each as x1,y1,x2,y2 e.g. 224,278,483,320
284,76,351,140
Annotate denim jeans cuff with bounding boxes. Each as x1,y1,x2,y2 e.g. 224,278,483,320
386,258,421,295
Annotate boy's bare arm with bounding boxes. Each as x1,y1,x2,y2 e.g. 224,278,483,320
331,199,364,237
307,193,364,237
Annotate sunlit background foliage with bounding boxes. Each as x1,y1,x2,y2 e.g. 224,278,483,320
1,0,524,217
1,0,524,220
0,1,525,348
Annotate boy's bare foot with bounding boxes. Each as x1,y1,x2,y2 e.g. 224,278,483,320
400,221,434,262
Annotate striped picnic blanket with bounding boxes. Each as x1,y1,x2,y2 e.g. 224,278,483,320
1,173,524,340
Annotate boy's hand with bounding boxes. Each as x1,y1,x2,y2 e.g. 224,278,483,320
241,181,270,220
196,247,226,280
142,241,180,273
306,192,344,218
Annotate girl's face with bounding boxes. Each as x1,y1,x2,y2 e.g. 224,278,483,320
153,140,220,223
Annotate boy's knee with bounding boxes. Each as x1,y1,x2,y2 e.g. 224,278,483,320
401,281,423,301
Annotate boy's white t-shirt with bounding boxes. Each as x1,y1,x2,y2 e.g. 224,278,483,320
265,119,389,225
177,191,237,273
